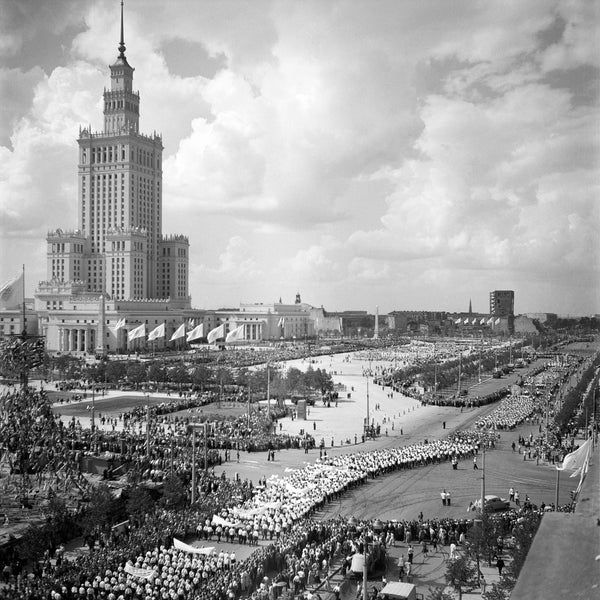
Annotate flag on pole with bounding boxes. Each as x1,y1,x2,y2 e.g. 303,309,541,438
225,324,245,342
278,317,285,327
207,323,226,344
471,318,477,325
0,271,24,310
186,323,204,342
187,318,195,328
558,439,591,476
479,318,485,325
127,323,146,342
487,317,494,324
463,318,469,324
454,317,461,324
148,323,165,341
170,323,186,341
494,318,501,325
113,317,126,331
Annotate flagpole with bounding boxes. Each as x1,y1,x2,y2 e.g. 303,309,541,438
555,466,560,508
21,264,26,337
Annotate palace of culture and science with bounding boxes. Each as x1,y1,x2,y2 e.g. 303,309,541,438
23,6,317,354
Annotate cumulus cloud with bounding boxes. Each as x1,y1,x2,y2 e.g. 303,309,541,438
0,0,597,314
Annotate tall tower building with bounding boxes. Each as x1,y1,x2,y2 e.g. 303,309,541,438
489,290,515,317
46,1,189,305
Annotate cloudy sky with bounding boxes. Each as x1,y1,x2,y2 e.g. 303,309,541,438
1,0,598,315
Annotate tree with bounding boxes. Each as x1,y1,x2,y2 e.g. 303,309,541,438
125,485,155,524
426,587,455,600
169,364,190,387
147,361,167,384
466,515,501,574
126,362,147,386
191,364,212,389
445,556,478,600
105,360,127,384
161,475,186,509
80,483,123,536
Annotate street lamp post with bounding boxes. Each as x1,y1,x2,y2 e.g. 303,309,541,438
145,395,150,456
190,422,210,505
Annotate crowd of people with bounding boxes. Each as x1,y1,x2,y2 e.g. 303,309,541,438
0,347,590,599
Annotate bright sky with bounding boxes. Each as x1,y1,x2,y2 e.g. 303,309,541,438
0,0,598,315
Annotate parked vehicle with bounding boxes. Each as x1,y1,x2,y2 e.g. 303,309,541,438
472,494,510,511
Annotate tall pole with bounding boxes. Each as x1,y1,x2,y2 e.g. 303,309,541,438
146,399,150,456
366,355,371,437
480,443,486,515
266,363,271,417
219,372,223,408
363,539,368,600
204,422,208,474
21,264,26,336
170,436,174,476
247,381,251,428
91,385,96,431
191,428,196,504
457,352,462,396
433,342,437,394
478,338,482,383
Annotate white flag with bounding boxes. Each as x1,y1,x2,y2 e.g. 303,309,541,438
487,317,494,324
170,323,186,341
463,318,469,324
112,317,126,331
454,317,461,324
479,318,485,325
225,324,245,342
207,323,226,344
558,439,591,473
472,318,477,325
278,317,285,327
127,323,146,342
494,318,501,325
0,271,24,310
148,323,165,341
186,323,204,342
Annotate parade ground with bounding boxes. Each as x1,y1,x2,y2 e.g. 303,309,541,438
19,349,586,598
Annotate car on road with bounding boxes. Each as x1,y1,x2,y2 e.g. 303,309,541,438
472,494,510,512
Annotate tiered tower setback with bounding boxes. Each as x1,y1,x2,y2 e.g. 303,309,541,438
44,1,189,305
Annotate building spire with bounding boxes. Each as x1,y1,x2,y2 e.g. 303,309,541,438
118,0,126,59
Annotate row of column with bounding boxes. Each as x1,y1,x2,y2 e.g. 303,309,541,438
244,323,262,341
58,327,95,353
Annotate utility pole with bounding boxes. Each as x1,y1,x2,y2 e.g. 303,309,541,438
91,385,96,431
478,338,482,383
266,363,271,418
145,399,150,456
457,351,462,396
204,422,209,475
366,354,371,437
433,342,437,394
191,428,196,504
480,443,486,515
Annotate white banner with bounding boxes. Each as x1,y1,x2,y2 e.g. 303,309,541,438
212,514,237,528
173,538,215,555
124,564,156,579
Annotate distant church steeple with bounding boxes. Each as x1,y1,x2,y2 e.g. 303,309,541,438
468,299,472,315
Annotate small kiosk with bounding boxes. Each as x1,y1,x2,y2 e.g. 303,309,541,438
378,581,417,600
